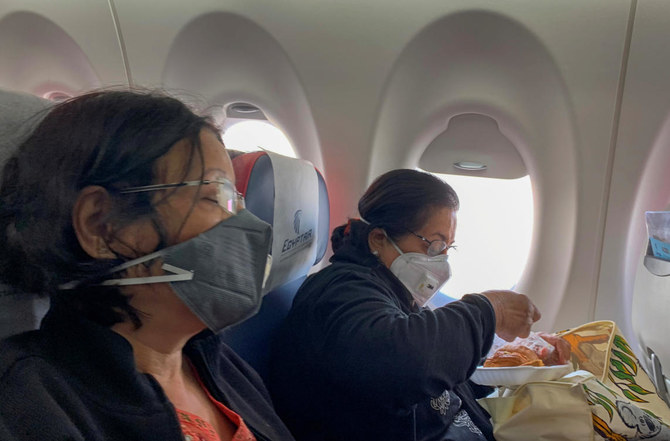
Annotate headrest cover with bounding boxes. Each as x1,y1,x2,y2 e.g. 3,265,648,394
233,151,323,293
0,90,51,179
264,152,319,292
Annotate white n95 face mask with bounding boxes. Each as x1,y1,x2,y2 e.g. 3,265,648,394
387,236,452,307
60,209,273,332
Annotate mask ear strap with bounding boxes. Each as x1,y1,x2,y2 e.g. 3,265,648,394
100,249,164,274
58,250,194,290
383,230,405,255
100,263,193,286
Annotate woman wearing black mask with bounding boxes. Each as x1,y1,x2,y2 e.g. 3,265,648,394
0,90,294,441
270,169,544,441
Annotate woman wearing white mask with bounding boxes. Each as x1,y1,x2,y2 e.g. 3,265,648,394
269,169,540,441
0,90,294,441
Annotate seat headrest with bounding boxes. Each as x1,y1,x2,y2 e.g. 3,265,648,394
0,89,52,338
0,90,51,177
232,151,329,292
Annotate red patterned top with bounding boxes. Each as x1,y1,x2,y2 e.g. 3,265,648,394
176,367,257,441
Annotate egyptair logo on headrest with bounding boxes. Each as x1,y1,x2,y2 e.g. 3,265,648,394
294,210,302,234
282,209,313,254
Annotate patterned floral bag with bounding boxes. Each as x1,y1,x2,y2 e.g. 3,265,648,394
479,321,670,441
562,321,670,440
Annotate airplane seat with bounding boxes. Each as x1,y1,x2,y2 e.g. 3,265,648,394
219,150,329,382
0,89,52,340
632,242,670,407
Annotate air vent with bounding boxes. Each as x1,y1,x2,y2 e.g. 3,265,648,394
42,91,72,102
230,103,260,114
226,102,267,120
453,161,487,171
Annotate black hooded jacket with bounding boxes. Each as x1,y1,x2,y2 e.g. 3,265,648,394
0,300,295,441
269,236,497,441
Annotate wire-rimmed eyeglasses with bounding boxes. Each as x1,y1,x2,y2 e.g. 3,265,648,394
119,178,244,215
407,230,456,257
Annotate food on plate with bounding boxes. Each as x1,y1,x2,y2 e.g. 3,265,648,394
483,332,571,367
483,346,543,367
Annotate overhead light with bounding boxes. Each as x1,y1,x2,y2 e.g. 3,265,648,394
229,103,260,114
453,161,487,171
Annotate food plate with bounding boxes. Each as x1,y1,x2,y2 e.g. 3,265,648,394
470,364,573,386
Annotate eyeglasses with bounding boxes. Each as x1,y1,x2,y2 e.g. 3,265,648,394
119,178,244,215
407,230,456,257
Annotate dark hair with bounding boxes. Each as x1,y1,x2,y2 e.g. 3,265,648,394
0,90,216,326
331,169,459,254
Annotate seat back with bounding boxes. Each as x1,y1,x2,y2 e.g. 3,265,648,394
219,151,329,381
0,89,52,339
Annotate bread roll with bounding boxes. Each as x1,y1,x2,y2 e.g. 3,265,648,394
483,346,544,367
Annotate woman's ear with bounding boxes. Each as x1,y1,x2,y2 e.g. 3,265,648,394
72,186,115,259
367,227,387,255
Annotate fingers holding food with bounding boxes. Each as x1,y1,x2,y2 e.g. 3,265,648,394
538,332,572,365
483,332,571,367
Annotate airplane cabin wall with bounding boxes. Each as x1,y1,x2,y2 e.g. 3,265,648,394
112,2,323,171
0,1,126,95
0,0,665,356
599,0,670,373
366,2,632,333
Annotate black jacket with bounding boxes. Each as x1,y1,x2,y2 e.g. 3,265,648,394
269,240,496,441
0,301,295,441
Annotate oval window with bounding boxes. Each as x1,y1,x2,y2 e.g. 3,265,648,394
222,120,297,158
427,173,534,306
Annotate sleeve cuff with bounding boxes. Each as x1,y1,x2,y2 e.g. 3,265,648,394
461,293,496,358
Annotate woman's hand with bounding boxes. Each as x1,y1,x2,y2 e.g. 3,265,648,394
480,290,541,342
538,332,572,365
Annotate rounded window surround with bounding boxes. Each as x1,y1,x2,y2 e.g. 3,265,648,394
369,10,577,328
0,11,100,95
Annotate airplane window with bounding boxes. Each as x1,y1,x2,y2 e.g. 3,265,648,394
426,173,533,306
222,120,297,158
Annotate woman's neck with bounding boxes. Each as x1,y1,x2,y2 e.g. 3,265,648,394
112,319,237,440
111,320,193,379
